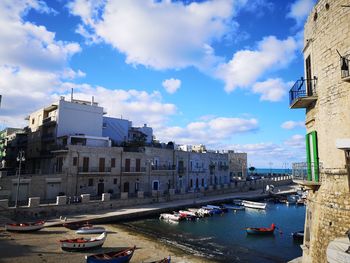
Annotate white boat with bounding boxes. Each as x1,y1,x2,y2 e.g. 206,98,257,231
60,232,107,251
241,200,267,209
187,208,211,217
178,210,197,217
159,213,184,221
5,220,45,232
287,195,299,205
76,226,106,234
222,204,245,210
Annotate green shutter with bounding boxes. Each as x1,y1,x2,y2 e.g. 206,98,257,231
306,131,319,182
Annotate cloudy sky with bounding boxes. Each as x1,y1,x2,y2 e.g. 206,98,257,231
0,0,316,168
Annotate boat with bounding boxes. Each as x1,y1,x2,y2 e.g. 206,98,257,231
245,223,276,235
178,210,198,220
85,245,136,263
63,222,93,230
159,213,185,222
201,205,222,214
5,220,45,232
292,230,304,241
206,205,228,213
76,226,106,234
187,208,211,217
241,200,267,209
296,199,306,205
146,256,171,263
60,232,107,251
222,204,245,210
233,199,243,205
286,195,299,205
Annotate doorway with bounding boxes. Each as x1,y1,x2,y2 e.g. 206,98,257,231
97,182,104,196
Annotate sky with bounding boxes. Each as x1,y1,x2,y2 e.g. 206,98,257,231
0,0,317,168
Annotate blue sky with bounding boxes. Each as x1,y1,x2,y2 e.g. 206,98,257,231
0,0,316,168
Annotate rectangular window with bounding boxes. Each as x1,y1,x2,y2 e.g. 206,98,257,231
83,157,89,172
306,131,319,182
88,178,93,186
111,158,116,168
136,158,141,172
73,157,78,166
113,178,117,185
99,158,105,172
125,158,130,172
305,55,313,95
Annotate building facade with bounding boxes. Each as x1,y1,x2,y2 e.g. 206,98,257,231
289,1,350,262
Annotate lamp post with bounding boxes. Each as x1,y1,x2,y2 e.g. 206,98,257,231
15,150,25,208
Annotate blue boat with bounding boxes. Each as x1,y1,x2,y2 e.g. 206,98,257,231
86,246,135,263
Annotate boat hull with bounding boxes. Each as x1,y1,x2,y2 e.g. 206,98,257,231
5,221,45,232
86,246,135,263
60,232,106,251
76,227,106,234
242,200,267,209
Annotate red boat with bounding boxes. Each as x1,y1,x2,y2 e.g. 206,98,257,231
5,220,45,232
245,223,276,235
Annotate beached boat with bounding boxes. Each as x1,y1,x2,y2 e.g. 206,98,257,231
146,256,171,263
222,204,245,210
5,220,45,232
245,223,276,235
241,200,267,209
85,245,136,263
292,230,304,241
63,222,93,230
76,226,106,234
60,232,107,251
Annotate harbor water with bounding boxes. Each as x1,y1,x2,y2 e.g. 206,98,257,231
121,202,305,262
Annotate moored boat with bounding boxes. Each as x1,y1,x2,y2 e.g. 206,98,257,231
178,210,198,220
292,230,304,241
187,208,211,217
245,223,276,235
76,226,106,234
241,200,267,209
85,245,136,263
5,220,45,232
159,213,185,222
206,205,228,213
222,204,245,210
60,232,107,251
201,205,222,214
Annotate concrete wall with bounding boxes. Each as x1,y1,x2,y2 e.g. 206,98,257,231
301,1,350,262
102,117,130,144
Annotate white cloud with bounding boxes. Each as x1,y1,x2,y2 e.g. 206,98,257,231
157,117,258,145
287,0,316,26
216,36,298,93
284,134,305,148
68,0,239,70
281,121,305,130
162,78,181,94
252,78,291,102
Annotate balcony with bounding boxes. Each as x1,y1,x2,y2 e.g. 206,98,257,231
289,78,317,109
78,167,111,174
340,56,350,82
121,167,146,173
292,162,321,190
189,168,207,173
151,164,176,171
42,116,57,126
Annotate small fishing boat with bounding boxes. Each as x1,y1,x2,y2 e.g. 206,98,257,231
76,226,106,234
5,220,45,232
178,210,198,221
146,256,171,263
206,205,228,213
60,232,106,251
201,205,222,214
63,222,93,230
85,245,136,263
187,208,211,217
292,230,304,241
245,223,276,235
159,213,185,222
241,200,267,209
222,204,245,210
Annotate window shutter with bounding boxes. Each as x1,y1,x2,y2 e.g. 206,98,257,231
306,131,319,182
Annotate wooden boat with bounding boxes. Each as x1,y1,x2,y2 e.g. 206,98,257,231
60,232,106,251
76,226,106,234
245,223,276,235
292,230,304,241
85,245,136,263
146,256,171,263
63,222,93,230
222,204,245,210
5,220,45,232
241,200,267,209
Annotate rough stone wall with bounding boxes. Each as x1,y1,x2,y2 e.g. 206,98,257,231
302,1,350,262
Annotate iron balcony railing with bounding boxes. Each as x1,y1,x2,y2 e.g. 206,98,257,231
292,162,322,183
121,167,146,173
189,168,207,173
78,167,112,173
340,56,350,79
289,78,317,107
151,164,176,171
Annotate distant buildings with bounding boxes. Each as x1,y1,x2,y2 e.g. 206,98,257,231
289,1,350,262
0,95,247,202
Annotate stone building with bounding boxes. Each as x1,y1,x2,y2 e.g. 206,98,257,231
289,1,350,262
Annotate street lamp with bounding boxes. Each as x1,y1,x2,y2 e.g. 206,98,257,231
15,150,25,208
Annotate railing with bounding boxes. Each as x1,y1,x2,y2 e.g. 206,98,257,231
289,78,317,107
151,164,176,171
121,167,146,173
42,116,57,124
292,162,322,183
78,167,112,173
189,168,207,173
340,56,350,79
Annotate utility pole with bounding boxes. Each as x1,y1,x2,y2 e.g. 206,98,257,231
15,150,25,208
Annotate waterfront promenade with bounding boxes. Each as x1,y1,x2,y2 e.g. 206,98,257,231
45,184,298,227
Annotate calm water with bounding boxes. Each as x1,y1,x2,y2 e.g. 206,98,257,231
122,203,305,263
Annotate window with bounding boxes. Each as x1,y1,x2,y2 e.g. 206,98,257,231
88,178,93,186
306,131,319,182
31,118,35,125
99,158,105,172
305,55,313,95
73,157,78,166
136,158,141,172
83,157,89,172
125,159,130,172
113,178,117,185
111,158,116,168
